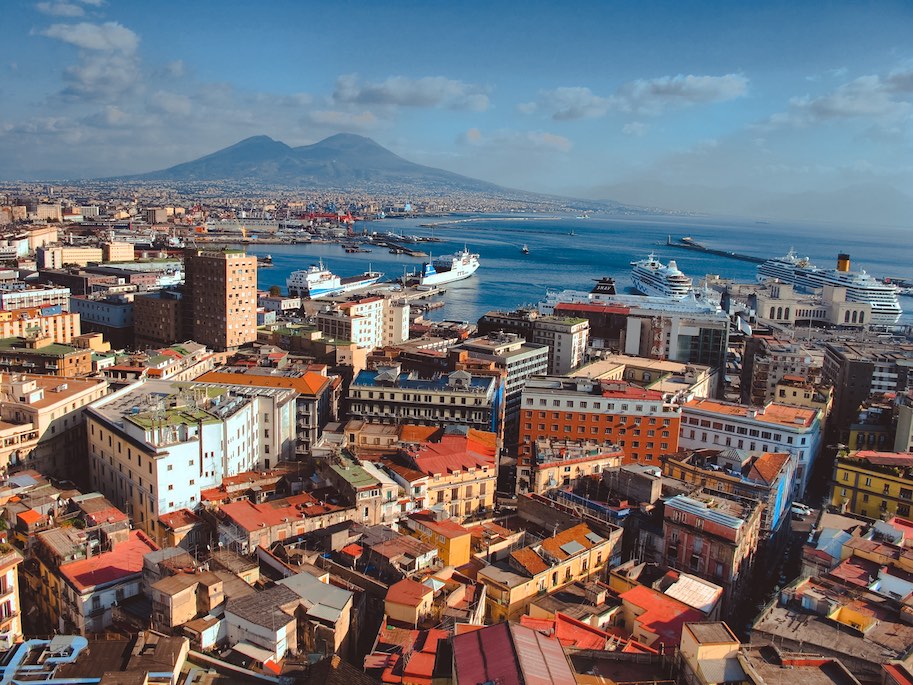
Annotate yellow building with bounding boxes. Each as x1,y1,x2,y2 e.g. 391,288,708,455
0,308,81,344
830,451,913,519
384,578,434,626
403,510,472,567
478,523,615,622
679,622,743,685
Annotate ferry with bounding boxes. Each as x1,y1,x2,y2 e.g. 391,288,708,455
757,251,902,325
630,253,693,298
286,260,383,299
419,249,480,287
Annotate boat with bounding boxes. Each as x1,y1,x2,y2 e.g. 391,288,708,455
418,249,480,287
576,213,589,219
568,230,576,236
757,251,902,325
630,253,693,298
521,244,529,254
286,260,383,299
257,254,273,266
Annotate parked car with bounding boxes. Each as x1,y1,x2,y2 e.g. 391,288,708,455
791,503,812,517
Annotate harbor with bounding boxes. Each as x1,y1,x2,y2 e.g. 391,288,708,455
665,235,766,264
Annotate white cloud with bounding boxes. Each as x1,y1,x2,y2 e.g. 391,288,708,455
42,21,139,52
768,69,913,127
529,73,748,121
334,74,489,111
36,2,84,17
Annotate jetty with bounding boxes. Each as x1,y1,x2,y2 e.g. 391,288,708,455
665,235,765,264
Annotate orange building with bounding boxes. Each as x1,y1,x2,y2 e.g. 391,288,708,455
517,376,682,487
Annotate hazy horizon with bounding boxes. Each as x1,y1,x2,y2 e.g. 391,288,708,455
3,1,913,226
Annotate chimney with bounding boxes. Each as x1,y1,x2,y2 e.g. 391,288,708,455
837,253,851,272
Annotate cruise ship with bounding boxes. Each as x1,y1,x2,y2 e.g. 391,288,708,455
287,261,383,299
418,249,480,287
630,253,693,298
757,251,902,325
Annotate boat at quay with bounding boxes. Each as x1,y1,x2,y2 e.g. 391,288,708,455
286,260,383,299
630,253,693,298
757,251,902,325
418,249,480,287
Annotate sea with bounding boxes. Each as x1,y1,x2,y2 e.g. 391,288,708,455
245,213,913,325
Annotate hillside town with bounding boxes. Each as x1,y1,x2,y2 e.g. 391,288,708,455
0,191,908,685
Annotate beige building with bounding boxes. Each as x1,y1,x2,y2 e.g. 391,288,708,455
316,295,410,351
0,373,108,478
184,249,257,351
528,439,624,494
0,308,80,344
151,571,225,632
38,246,103,269
385,578,434,626
479,523,617,622
103,241,135,263
134,290,184,347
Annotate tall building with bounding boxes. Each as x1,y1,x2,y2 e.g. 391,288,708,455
184,249,257,351
477,309,589,375
679,398,822,497
517,376,683,491
315,295,410,351
741,335,823,406
450,333,549,453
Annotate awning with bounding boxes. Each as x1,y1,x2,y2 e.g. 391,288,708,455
232,641,275,664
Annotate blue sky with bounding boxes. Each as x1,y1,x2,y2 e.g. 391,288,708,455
3,1,913,222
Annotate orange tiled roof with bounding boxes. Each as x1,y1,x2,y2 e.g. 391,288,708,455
539,523,603,561
748,452,790,485
510,547,550,576
685,398,817,427
196,370,329,396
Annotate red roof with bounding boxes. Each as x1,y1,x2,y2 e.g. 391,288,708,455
885,664,913,685
219,492,343,532
408,433,497,477
409,510,470,539
341,543,364,558
59,530,158,593
386,578,432,608
618,585,705,646
554,302,630,315
17,509,43,526
158,508,201,531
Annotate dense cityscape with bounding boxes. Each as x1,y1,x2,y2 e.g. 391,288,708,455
0,182,907,685
3,1,913,684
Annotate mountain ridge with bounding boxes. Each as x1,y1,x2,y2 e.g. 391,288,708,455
118,133,509,193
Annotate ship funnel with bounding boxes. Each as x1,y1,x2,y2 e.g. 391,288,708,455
837,253,851,272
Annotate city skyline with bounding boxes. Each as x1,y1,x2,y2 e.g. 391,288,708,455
3,1,913,225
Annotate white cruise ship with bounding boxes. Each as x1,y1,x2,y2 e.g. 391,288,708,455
757,251,902,325
630,253,693,298
418,249,480,287
287,261,383,299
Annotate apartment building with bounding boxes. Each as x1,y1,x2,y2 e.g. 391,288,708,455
0,547,23,643
663,449,794,542
0,336,92,376
477,309,590,375
348,365,501,433
741,335,823,406
830,451,913,519
196,367,339,454
316,295,410,352
70,292,134,349
680,398,822,497
478,523,615,622
451,333,549,452
134,290,184,347
662,494,762,618
0,284,71,312
526,438,624,495
518,376,682,489
0,306,80,344
184,249,257,351
0,373,107,478
85,378,296,544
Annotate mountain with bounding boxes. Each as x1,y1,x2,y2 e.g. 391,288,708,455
122,133,508,193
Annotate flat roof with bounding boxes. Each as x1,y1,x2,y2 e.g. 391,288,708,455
59,530,158,593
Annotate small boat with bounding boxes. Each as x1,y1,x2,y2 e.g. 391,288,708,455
521,244,529,254
568,230,576,236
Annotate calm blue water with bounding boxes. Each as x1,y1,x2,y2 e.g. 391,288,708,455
246,214,913,324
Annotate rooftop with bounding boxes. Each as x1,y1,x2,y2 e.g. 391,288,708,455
685,398,819,428
386,578,433,608
619,584,705,646
59,530,159,593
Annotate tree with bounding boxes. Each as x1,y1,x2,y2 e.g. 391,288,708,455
269,285,281,297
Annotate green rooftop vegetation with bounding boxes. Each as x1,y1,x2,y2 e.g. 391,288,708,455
128,405,219,430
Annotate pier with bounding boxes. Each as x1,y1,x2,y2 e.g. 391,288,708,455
665,235,766,264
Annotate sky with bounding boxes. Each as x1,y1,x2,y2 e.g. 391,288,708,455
3,0,913,224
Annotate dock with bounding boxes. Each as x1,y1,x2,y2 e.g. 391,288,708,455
665,235,766,264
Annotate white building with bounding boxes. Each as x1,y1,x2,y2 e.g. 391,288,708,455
316,296,409,351
679,398,823,497
85,379,297,545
